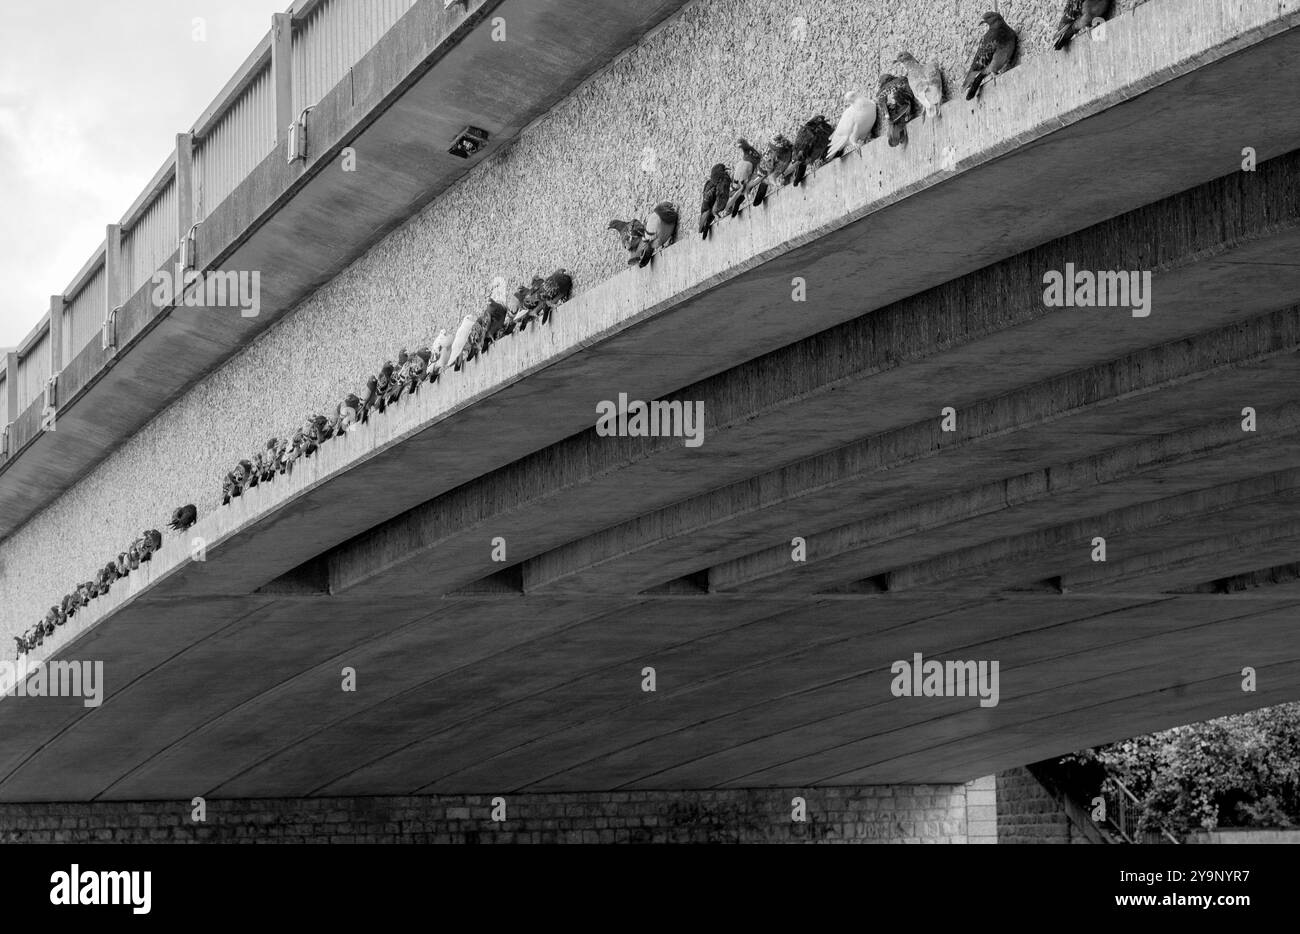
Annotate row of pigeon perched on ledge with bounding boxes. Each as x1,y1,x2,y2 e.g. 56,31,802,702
12,5,1110,658
607,6,1108,259
15,504,199,657
15,262,575,658
219,268,574,505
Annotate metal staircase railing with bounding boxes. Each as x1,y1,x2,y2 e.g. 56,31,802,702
1104,776,1181,844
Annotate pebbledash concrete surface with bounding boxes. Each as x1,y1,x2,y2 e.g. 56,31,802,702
2,0,1300,842
3,0,1090,622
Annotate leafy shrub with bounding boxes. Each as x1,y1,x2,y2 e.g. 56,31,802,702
1064,702,1300,835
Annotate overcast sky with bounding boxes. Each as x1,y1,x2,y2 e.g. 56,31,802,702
0,0,282,349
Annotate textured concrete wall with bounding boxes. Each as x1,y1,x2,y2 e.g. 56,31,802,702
0,0,1099,636
0,785,973,843
996,767,1094,844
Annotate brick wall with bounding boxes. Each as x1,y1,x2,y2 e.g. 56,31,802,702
995,767,1095,844
0,783,989,844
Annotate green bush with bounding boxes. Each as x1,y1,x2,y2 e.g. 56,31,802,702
1066,702,1300,835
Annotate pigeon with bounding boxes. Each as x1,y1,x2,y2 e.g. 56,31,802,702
539,269,573,325
429,329,451,379
296,419,318,457
139,529,162,562
449,314,478,371
309,415,333,451
378,361,402,408
283,430,306,471
484,300,510,348
467,300,510,360
826,91,877,160
508,284,531,328
785,116,834,187
93,567,114,597
698,164,732,239
361,375,380,421
1053,0,1111,50
261,438,282,480
964,12,1018,100
169,504,198,532
511,280,547,333
115,552,130,578
248,452,267,490
277,437,293,474
647,202,679,250
221,470,240,506
895,52,944,121
608,218,649,264
631,202,679,267
749,134,793,206
877,74,917,147
335,397,359,434
726,138,763,216
404,348,431,392
235,459,255,494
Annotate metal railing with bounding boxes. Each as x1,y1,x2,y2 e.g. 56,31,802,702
122,175,179,301
1105,776,1181,844
292,0,419,116
13,332,50,414
1,0,430,451
63,259,107,366
195,63,277,220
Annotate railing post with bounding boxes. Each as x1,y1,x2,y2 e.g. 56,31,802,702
175,132,194,244
48,295,64,374
4,351,17,424
272,12,294,145
104,224,122,355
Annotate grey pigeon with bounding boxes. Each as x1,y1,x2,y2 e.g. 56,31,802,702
964,12,1018,100
698,164,731,239
877,74,917,147
539,269,573,325
1053,0,1111,50
169,504,197,532
895,52,944,121
749,134,793,206
726,138,762,217
785,116,834,187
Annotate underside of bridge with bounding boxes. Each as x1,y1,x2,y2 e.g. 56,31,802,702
2,0,1299,806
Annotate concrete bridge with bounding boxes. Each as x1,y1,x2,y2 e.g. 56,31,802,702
1,0,1298,841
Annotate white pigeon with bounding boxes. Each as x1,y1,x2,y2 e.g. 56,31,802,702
447,315,476,370
430,328,450,373
825,90,877,160
896,51,944,121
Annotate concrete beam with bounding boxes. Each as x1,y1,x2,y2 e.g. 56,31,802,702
881,481,1300,594
521,308,1300,595
713,404,1300,594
